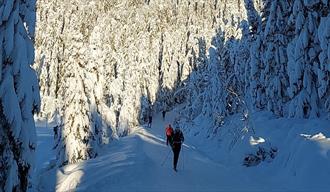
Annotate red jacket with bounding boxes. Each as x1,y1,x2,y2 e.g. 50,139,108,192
165,126,173,137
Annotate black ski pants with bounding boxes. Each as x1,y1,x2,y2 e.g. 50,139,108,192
172,143,182,169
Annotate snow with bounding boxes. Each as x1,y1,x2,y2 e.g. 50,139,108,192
2,66,36,138
34,110,330,191
31,119,56,192
304,0,321,7
1,0,39,190
30,1,330,191
1,0,14,22
249,136,265,145
4,12,14,56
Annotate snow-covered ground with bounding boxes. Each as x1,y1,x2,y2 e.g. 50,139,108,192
31,120,56,192
34,111,330,191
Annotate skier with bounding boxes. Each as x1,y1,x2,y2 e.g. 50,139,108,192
162,110,166,120
53,125,58,140
171,126,184,172
148,115,152,128
165,124,174,146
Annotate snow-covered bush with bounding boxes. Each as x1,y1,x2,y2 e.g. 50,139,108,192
243,146,278,167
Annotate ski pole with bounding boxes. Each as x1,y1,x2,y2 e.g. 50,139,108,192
182,146,184,171
161,149,171,166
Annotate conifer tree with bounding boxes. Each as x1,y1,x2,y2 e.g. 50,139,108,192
287,0,326,118
0,0,40,191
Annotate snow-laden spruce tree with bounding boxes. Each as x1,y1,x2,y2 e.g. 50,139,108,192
316,2,330,117
0,0,40,191
56,53,101,165
286,0,328,118
52,1,106,165
34,0,66,121
245,0,267,111
258,0,292,116
202,32,227,133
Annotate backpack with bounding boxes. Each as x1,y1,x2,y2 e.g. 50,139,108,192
166,127,173,136
172,129,184,143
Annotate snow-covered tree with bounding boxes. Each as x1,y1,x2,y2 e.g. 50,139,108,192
34,0,66,121
244,0,267,111
287,0,327,118
51,1,107,165
259,0,293,116
316,2,330,117
0,0,40,191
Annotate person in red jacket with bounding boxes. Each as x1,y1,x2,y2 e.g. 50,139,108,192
165,124,174,146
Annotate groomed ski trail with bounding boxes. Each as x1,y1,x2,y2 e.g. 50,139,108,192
49,112,264,192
